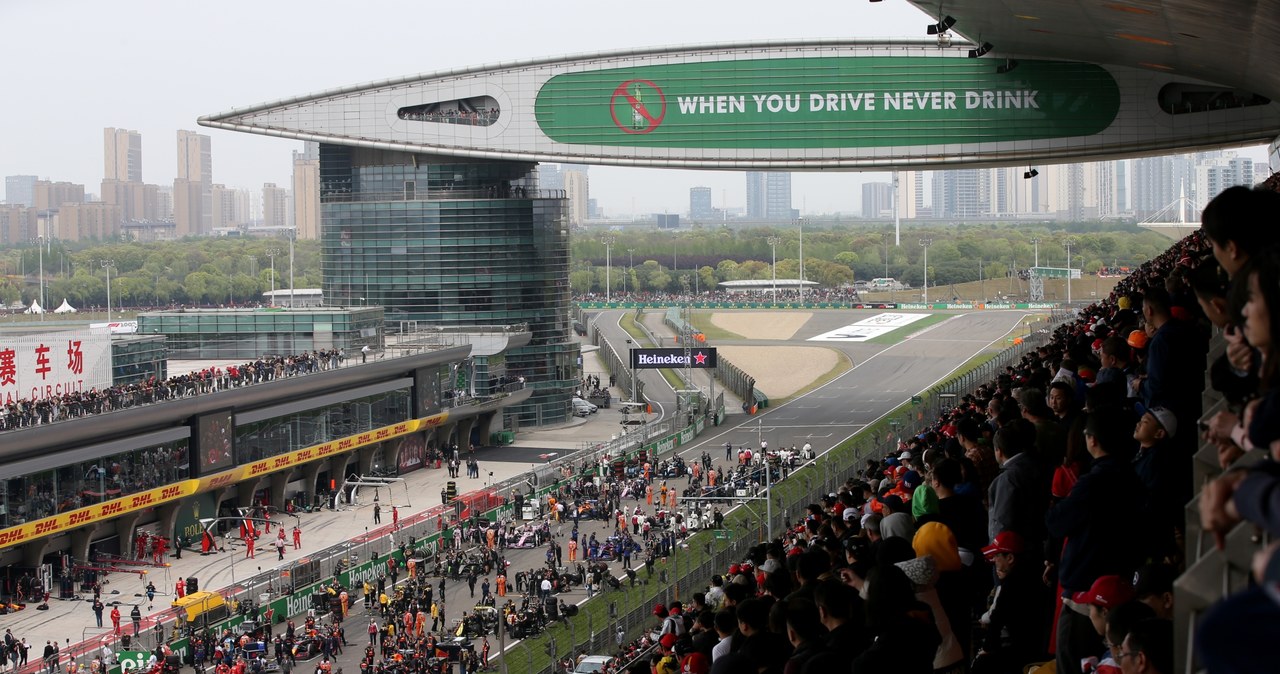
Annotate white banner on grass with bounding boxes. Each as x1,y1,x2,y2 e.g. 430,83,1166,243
808,313,929,342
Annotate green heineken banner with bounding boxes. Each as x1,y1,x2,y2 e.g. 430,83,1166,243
535,57,1120,148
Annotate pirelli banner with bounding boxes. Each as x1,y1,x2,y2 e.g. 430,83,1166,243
631,347,717,369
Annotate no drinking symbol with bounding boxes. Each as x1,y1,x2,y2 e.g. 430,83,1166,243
610,79,666,134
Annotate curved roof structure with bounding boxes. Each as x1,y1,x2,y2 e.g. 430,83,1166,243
201,37,1280,170
904,0,1280,104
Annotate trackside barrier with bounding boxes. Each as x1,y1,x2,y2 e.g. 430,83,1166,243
60,407,718,674
577,301,1062,310
662,308,757,409
497,311,1072,674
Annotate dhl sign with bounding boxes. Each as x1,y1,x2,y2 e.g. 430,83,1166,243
0,480,198,548
1,411,453,548
195,414,446,491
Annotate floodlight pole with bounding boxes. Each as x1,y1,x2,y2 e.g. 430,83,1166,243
265,248,281,307
601,235,615,303
767,236,780,303
37,236,45,322
101,259,115,323
288,228,296,308
919,239,933,304
1064,237,1076,305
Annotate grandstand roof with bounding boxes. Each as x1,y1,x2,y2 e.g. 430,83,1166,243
907,1,1280,102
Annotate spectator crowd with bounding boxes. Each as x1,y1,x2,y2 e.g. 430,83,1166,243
0,349,349,432
602,184,1280,674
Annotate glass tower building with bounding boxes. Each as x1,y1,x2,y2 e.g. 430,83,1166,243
318,145,578,425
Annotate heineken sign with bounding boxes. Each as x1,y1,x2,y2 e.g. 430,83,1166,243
631,348,718,369
535,57,1120,148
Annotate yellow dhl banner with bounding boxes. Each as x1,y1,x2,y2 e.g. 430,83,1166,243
0,412,448,548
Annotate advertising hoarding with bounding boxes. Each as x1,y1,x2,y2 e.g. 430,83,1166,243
630,347,718,369
536,57,1120,148
0,330,112,404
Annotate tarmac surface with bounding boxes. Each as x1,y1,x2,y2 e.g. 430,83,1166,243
4,308,1030,672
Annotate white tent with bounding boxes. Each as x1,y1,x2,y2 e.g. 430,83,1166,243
24,300,44,314
54,299,77,314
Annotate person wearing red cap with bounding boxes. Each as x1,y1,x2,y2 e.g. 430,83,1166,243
655,635,680,674
1070,575,1136,674
973,532,1050,674
1047,409,1146,674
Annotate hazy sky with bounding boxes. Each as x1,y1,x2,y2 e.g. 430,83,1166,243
0,0,1267,216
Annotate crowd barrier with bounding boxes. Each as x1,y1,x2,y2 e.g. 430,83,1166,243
47,395,718,674
577,301,1062,310
497,310,1070,674
661,307,757,411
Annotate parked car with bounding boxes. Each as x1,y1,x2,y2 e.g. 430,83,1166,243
572,398,597,416
573,656,616,674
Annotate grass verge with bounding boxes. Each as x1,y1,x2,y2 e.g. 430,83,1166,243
620,311,689,392
687,311,746,341
499,341,1007,674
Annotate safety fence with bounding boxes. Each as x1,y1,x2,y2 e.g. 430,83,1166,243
578,300,1063,311
502,529,755,674
588,323,646,407
496,308,1073,674
51,404,720,674
661,307,756,411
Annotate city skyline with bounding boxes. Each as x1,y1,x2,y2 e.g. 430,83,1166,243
0,0,1271,218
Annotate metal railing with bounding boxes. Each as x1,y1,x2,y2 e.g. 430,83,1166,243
321,188,567,203
661,307,755,406
496,311,1071,674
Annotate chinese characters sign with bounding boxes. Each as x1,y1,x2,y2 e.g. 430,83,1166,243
0,330,112,404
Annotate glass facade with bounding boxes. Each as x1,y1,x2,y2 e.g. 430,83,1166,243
137,307,384,359
233,387,411,466
319,145,578,424
1,439,189,529
111,335,168,386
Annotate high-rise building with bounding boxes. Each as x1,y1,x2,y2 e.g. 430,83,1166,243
1196,154,1254,207
175,130,213,235
564,169,589,224
317,144,576,425
104,128,143,183
536,164,563,190
33,181,85,210
5,175,38,207
932,169,990,219
689,186,713,219
292,142,320,239
151,185,174,221
746,172,793,219
54,203,123,241
262,183,289,228
1131,154,1195,220
211,184,244,230
861,182,893,219
0,205,36,244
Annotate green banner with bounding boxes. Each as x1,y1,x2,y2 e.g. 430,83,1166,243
536,58,1119,148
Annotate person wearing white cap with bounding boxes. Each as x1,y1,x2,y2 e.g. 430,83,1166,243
899,451,913,463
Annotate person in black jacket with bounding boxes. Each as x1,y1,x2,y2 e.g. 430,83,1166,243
850,564,939,674
781,599,824,674
972,532,1050,673
804,579,868,674
1046,409,1146,674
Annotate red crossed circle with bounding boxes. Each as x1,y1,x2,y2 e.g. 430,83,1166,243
610,79,666,134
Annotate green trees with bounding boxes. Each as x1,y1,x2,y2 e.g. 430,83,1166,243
1,237,319,308
568,222,1174,295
